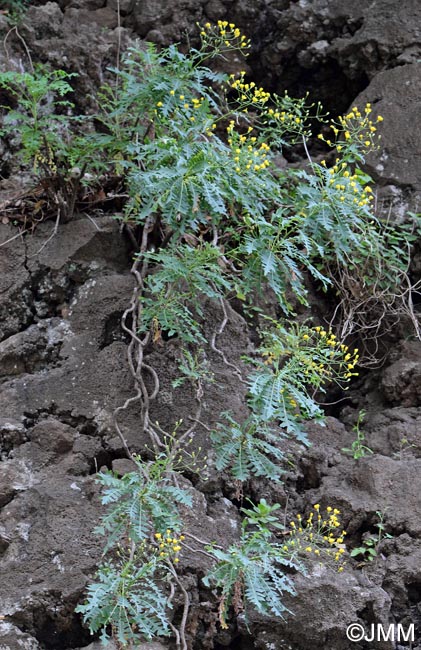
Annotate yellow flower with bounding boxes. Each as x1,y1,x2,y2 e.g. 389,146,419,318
314,504,320,511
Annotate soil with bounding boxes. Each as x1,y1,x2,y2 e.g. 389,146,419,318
1,1,421,649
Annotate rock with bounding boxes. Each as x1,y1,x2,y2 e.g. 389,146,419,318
0,225,32,342
0,622,41,650
1,0,421,647
71,6,119,29
310,454,421,537
382,540,421,623
353,64,421,194
0,418,27,457
381,341,421,407
362,407,421,459
333,0,421,79
0,320,70,379
29,419,75,455
111,458,135,475
245,565,391,650
76,641,168,650
107,0,133,14
0,467,103,646
25,216,130,274
12,3,133,114
180,488,240,572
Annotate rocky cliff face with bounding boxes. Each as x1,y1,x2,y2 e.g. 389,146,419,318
1,1,421,649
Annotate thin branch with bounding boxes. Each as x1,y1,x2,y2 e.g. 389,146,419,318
181,541,215,560
184,531,223,550
3,26,34,72
210,297,246,383
0,227,30,248
28,208,60,257
83,212,102,231
167,561,190,650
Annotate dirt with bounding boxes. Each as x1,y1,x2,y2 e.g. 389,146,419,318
1,1,421,649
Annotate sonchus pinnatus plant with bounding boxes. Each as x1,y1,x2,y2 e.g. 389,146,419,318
71,18,421,647
204,500,298,629
76,455,192,644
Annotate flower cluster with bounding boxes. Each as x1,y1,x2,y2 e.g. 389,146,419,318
228,75,310,140
283,504,347,572
35,144,57,174
199,21,250,51
263,91,314,138
229,71,271,106
318,159,374,208
226,120,271,173
312,326,359,380
261,324,359,385
154,530,185,564
318,103,383,155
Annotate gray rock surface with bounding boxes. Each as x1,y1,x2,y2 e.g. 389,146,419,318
1,1,421,649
